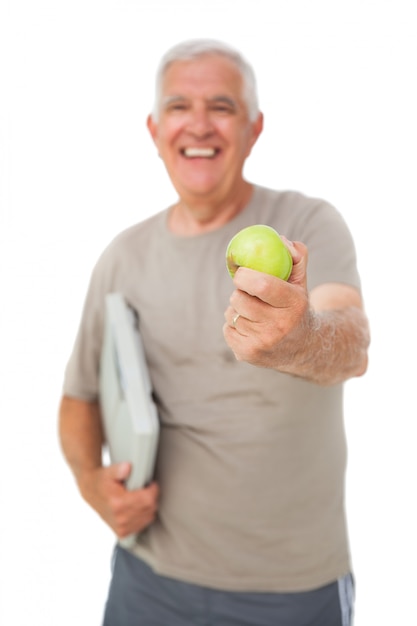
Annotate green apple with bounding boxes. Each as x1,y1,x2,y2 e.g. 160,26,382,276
226,224,293,280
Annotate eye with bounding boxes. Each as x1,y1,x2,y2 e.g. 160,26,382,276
210,100,236,115
166,101,189,113
213,105,233,113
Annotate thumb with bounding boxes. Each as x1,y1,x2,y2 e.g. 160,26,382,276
109,462,132,482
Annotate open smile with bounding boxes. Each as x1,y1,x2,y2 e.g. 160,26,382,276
181,147,220,158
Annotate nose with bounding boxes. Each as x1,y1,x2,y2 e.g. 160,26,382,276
185,106,214,138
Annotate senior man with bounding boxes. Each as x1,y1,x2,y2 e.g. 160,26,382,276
59,38,370,626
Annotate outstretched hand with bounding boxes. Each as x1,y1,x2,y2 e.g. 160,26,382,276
223,239,311,370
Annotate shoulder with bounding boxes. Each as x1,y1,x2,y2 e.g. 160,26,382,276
110,209,167,250
87,209,169,291
99,209,167,261
251,185,360,289
252,185,346,234
254,184,335,213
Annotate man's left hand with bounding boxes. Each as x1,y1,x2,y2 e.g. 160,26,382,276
223,240,311,369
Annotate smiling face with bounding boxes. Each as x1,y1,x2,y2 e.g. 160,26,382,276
147,54,263,222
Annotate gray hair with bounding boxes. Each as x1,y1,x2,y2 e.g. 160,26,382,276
151,39,260,122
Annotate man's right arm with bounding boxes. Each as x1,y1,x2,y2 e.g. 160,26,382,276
58,396,159,538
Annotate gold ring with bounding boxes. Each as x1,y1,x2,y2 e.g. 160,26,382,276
232,313,241,328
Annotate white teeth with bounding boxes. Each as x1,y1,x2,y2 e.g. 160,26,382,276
183,147,216,158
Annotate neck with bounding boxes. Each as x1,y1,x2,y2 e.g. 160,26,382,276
168,183,254,236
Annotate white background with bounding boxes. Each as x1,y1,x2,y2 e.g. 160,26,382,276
0,0,416,624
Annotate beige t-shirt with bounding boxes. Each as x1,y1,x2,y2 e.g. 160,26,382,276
63,185,362,592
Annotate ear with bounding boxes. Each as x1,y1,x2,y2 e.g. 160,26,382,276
251,111,264,145
146,114,158,144
246,112,264,157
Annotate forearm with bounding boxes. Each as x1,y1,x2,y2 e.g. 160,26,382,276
58,396,104,485
275,305,370,385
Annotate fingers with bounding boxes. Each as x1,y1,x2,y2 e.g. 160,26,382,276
108,461,132,482
285,240,308,288
224,307,249,335
82,464,159,538
223,238,310,368
228,274,292,319
114,481,159,538
231,239,307,297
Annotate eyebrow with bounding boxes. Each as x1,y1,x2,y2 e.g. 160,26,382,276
161,95,186,108
161,95,239,109
209,96,238,109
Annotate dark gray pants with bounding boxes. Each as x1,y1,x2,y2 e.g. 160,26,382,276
102,546,354,626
